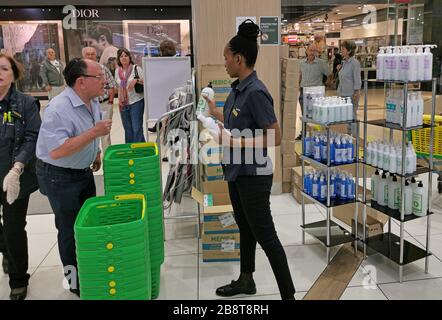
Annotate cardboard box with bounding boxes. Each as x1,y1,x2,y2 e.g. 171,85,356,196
282,112,297,140
291,185,313,204
424,95,442,115
203,211,239,234
203,164,224,180
280,45,290,59
283,153,299,168
282,100,298,114
199,65,233,105
281,140,296,154
282,86,300,102
283,167,292,182
192,180,232,214
282,182,291,193
202,232,240,262
282,72,300,88
282,58,301,73
333,203,388,236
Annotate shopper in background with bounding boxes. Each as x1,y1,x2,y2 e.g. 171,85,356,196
0,54,41,300
36,58,111,297
204,20,296,300
82,47,117,155
115,48,145,143
40,48,65,103
148,40,177,134
297,43,329,139
337,40,362,134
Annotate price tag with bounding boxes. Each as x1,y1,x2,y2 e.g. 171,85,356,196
221,240,235,252
219,213,235,228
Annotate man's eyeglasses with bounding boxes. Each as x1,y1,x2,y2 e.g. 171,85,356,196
81,74,105,80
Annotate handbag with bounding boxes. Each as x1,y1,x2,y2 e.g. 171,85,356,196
133,65,144,94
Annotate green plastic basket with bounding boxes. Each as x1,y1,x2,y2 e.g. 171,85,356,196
74,194,151,300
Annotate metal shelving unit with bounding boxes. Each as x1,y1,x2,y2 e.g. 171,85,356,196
300,116,360,263
360,77,437,282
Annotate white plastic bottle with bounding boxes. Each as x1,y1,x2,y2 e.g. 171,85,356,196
408,46,418,82
405,92,415,128
377,141,385,168
196,83,215,117
416,45,425,81
389,144,397,174
383,143,390,170
408,142,417,173
416,92,424,126
405,142,415,174
384,47,394,81
412,181,428,217
392,46,401,81
410,93,418,127
377,172,388,206
197,114,220,139
396,145,403,173
377,47,386,80
371,170,380,203
423,45,434,81
346,97,353,121
403,180,413,215
399,46,410,82
366,142,373,165
371,141,378,167
388,175,400,210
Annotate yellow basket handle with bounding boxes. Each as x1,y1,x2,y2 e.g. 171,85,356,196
114,194,145,201
130,142,158,155
423,114,442,123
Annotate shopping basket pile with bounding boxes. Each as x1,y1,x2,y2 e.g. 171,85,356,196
74,142,164,300
410,115,442,159
74,194,151,300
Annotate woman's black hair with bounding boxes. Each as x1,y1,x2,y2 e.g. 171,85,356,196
117,47,135,67
228,19,261,68
63,58,88,87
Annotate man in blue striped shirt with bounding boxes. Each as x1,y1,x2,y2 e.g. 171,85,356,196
36,58,112,297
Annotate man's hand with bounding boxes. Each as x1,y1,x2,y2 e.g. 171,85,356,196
93,120,112,137
91,153,102,172
3,162,24,204
45,85,52,92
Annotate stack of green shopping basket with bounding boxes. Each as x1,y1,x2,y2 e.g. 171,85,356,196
74,194,151,300
103,142,164,299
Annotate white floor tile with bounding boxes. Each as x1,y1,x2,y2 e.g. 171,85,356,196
411,234,442,263
27,266,79,300
270,194,319,216
39,245,62,268
164,221,199,241
157,254,198,300
165,238,199,257
25,214,56,234
340,286,387,300
27,233,58,269
348,265,378,288
379,278,442,300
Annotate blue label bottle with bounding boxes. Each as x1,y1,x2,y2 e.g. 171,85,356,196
335,137,342,165
340,174,348,200
330,138,335,164
319,176,326,202
314,136,321,161
348,139,354,163
347,175,355,199
321,136,327,163
330,173,336,199
312,175,319,199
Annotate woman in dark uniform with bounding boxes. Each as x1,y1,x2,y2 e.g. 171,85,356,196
0,54,41,300
204,20,296,300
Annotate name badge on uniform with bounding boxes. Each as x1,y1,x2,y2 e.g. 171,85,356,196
232,107,240,117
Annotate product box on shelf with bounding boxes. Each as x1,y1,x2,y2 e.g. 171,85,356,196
333,203,388,237
202,232,240,262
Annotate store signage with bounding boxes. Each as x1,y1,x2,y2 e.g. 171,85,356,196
72,9,100,18
259,16,279,46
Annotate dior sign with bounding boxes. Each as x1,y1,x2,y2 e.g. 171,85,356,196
62,5,100,30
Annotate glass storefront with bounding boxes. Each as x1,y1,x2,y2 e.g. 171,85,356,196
0,6,192,96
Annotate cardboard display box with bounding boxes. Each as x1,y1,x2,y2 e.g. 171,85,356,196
333,203,388,238
292,185,313,204
281,140,296,154
191,180,233,214
282,87,300,102
203,164,224,181
202,232,240,262
199,65,232,105
283,167,292,182
282,112,297,140
281,58,301,73
283,153,300,168
282,182,291,193
282,100,298,114
282,72,300,88
203,211,239,234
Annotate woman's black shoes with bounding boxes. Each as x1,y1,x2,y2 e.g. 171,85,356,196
10,286,27,300
215,279,256,297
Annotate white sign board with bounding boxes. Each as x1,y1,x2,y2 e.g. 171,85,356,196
236,16,257,32
142,56,191,122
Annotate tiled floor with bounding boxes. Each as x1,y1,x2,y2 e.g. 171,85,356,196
1,102,442,300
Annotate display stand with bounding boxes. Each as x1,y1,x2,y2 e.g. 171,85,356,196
359,76,437,282
300,116,360,263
